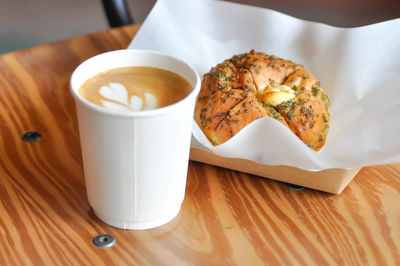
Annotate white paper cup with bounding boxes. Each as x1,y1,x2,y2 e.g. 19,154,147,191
70,49,200,229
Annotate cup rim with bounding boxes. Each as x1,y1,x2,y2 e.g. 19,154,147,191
70,49,201,117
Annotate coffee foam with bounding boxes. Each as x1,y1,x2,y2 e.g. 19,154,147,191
78,66,193,113
99,82,159,112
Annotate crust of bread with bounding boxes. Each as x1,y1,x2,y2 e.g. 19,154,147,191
194,50,330,151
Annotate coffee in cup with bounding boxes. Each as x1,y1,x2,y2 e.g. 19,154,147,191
78,66,192,112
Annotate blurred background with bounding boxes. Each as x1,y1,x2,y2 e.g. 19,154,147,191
0,0,155,54
1,0,399,54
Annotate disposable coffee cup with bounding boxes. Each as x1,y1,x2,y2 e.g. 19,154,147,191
70,49,200,229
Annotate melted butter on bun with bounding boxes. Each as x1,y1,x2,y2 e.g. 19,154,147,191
259,85,295,106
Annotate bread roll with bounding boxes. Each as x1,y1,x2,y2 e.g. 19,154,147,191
194,50,330,151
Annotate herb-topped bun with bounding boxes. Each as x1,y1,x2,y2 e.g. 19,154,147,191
194,49,330,151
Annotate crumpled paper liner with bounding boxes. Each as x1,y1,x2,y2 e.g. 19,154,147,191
129,0,400,170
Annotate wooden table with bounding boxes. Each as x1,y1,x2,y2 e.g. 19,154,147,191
0,24,399,266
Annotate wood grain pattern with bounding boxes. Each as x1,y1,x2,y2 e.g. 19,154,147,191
0,24,399,266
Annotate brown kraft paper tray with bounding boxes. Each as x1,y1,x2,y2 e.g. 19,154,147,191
189,147,361,194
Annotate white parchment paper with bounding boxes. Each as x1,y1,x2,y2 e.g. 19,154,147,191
129,0,400,170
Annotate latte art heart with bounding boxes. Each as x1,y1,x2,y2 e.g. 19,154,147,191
99,83,159,112
100,83,128,105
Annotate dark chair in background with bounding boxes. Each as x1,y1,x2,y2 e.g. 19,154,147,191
102,0,134,27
